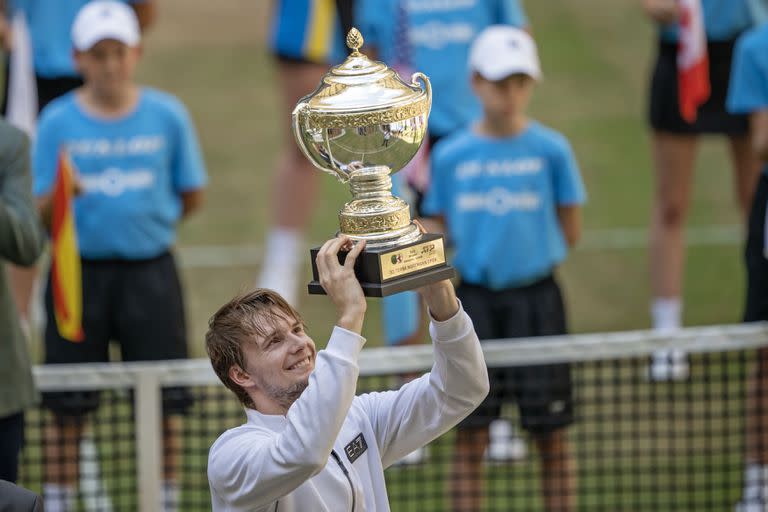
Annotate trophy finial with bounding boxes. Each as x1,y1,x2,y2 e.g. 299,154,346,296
346,27,363,56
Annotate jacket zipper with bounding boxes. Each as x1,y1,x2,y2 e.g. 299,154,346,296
331,450,355,512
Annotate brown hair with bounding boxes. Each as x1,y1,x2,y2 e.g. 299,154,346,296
205,289,303,408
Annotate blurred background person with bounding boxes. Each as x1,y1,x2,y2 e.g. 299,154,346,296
423,27,586,511
31,3,206,511
0,118,46,484
0,0,156,337
643,0,763,380
256,0,354,306
727,18,768,511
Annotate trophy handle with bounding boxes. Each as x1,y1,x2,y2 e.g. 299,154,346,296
410,72,432,104
292,102,350,183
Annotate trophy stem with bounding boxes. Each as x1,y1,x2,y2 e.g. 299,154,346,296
348,165,393,200
338,165,420,249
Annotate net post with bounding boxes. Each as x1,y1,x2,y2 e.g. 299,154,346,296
135,367,163,512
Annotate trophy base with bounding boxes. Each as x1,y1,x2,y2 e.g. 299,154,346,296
308,233,455,297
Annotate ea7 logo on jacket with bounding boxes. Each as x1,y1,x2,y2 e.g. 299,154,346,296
344,433,368,464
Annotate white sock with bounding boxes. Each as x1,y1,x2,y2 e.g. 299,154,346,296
257,228,303,304
743,463,768,500
43,483,76,512
163,480,181,512
651,297,682,332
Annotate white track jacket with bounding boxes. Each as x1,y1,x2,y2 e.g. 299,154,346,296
208,305,488,511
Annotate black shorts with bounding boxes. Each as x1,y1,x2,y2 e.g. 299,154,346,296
0,56,84,115
457,276,574,434
42,251,191,417
649,39,749,135
745,172,768,322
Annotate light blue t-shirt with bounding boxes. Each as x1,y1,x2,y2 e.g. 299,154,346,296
33,88,208,259
356,0,528,137
659,0,760,42
8,0,143,78
728,24,768,176
423,121,586,289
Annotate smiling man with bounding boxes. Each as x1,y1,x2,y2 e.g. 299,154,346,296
205,235,489,511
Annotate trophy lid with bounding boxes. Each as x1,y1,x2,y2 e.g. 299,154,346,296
298,28,431,120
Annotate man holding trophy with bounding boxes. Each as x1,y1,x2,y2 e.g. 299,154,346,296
206,29,489,511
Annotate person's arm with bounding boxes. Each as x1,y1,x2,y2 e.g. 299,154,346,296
130,0,157,32
557,205,582,248
208,237,368,508
0,126,46,266
751,110,768,161
354,279,489,468
170,98,208,220
180,189,203,218
552,136,587,247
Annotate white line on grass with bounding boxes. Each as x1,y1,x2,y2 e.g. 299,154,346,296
176,224,742,269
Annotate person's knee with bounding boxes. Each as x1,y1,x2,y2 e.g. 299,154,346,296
657,199,687,228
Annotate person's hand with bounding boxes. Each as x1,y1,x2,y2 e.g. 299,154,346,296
316,236,367,333
642,0,680,24
412,220,459,321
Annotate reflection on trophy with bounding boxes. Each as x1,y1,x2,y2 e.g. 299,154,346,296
293,28,455,297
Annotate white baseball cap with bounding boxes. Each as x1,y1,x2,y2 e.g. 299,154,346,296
469,25,542,81
71,1,140,51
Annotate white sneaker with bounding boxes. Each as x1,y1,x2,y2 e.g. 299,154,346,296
485,419,527,462
392,446,427,466
649,349,690,382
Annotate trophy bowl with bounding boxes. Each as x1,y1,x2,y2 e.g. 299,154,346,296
293,28,454,297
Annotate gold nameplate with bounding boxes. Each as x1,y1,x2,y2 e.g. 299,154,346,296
380,238,446,281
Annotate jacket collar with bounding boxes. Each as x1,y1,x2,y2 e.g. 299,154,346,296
245,407,287,431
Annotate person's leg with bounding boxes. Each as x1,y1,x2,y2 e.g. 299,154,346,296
648,132,699,380
728,135,761,220
739,175,768,509
649,131,699,329
0,412,25,483
162,416,182,510
116,253,190,512
257,60,328,305
451,425,490,512
532,429,576,512
42,262,109,512
450,284,499,511
44,415,85,512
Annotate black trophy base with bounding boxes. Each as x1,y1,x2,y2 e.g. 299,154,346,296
308,233,455,297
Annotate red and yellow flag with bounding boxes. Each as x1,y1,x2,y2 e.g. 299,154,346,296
677,0,710,123
50,149,84,342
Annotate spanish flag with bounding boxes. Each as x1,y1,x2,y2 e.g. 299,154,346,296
51,149,84,342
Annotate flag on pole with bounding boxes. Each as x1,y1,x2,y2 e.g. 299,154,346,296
677,0,710,123
51,150,84,342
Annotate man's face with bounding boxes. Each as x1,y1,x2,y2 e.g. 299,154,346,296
74,39,141,97
473,73,535,120
235,310,317,413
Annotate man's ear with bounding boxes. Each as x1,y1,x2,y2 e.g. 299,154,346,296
229,365,254,387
